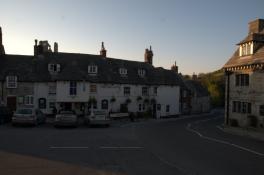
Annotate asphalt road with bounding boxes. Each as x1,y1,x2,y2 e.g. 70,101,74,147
0,111,263,175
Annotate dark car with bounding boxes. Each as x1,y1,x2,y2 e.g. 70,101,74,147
0,106,13,124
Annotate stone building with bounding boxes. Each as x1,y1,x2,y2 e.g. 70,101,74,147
223,18,264,129
0,27,184,118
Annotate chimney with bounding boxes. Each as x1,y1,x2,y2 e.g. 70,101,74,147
54,42,58,53
0,27,5,55
144,45,153,65
171,61,178,74
34,39,38,56
100,42,107,57
192,73,198,80
248,19,264,34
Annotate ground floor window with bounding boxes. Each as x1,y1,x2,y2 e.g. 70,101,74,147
166,105,170,112
38,98,46,109
101,99,108,110
49,102,55,109
24,95,34,105
232,101,251,114
138,104,142,111
259,105,264,116
157,104,161,111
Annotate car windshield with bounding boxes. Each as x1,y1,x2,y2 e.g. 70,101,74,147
16,109,33,115
94,111,106,115
59,111,74,115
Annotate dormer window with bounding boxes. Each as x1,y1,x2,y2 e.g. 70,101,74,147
6,76,17,88
239,42,253,57
138,69,146,77
119,68,127,76
48,64,60,73
88,65,98,74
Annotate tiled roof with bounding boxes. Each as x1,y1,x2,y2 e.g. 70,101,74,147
223,44,264,68
0,52,183,86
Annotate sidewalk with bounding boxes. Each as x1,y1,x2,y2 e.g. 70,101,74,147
223,126,264,142
0,151,122,175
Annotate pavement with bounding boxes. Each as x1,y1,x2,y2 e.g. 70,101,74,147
0,110,264,175
222,126,264,142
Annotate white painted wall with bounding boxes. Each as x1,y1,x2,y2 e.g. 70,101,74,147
55,81,180,117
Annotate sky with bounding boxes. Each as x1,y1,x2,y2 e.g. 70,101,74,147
0,0,264,75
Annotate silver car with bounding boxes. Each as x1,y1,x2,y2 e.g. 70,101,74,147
85,111,110,127
54,110,78,127
12,108,46,126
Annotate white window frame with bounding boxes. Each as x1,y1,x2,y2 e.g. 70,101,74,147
119,68,127,76
48,64,60,73
138,69,146,77
88,65,98,74
6,76,17,88
69,81,77,96
24,95,34,105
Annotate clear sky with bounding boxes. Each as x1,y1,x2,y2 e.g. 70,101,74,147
0,0,264,75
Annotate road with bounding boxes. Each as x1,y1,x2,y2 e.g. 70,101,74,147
0,111,263,175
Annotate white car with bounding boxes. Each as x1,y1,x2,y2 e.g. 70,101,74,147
85,111,110,127
12,108,46,126
54,110,78,127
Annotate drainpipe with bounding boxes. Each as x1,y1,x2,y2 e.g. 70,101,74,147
225,70,231,125
1,81,3,104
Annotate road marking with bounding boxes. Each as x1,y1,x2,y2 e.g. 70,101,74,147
100,146,144,150
49,146,89,149
186,120,264,157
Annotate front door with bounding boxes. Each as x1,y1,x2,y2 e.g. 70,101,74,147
7,96,17,112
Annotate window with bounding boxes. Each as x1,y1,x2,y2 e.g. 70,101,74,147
142,104,145,110
119,68,127,76
232,101,251,114
24,95,34,105
18,96,24,104
239,43,253,56
166,105,170,112
124,87,130,96
101,99,108,110
48,64,60,73
138,69,146,77
153,87,158,95
260,105,264,116
49,102,55,108
235,74,249,86
90,84,97,93
48,84,56,94
6,76,17,88
88,65,98,74
38,98,46,109
69,81,77,95
157,104,161,111
142,87,149,96
138,104,142,111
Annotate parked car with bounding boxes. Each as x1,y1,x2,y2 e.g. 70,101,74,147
85,110,110,127
54,110,78,127
0,106,13,124
12,108,46,126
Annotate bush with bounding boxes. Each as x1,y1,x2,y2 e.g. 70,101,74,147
248,115,258,128
230,119,239,127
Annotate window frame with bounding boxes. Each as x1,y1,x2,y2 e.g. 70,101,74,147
142,87,149,96
88,65,98,74
6,76,17,88
124,87,131,96
69,81,77,96
90,84,97,93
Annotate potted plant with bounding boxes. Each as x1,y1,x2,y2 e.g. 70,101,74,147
137,96,142,102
